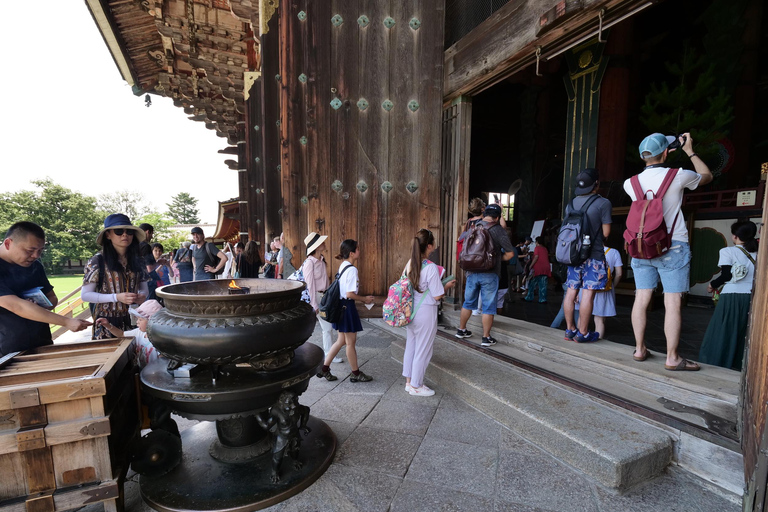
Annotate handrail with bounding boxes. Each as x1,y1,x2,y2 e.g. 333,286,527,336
51,284,89,339
56,286,83,305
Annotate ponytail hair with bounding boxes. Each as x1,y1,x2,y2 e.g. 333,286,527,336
335,239,358,260
732,220,759,253
408,229,435,293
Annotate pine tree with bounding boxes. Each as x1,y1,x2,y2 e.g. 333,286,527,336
639,44,734,176
166,193,201,224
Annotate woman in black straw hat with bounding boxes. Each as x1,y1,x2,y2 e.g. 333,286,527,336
81,214,150,340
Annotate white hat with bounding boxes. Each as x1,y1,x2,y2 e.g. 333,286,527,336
304,232,328,255
128,299,163,319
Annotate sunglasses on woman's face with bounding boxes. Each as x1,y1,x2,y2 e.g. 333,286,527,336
112,229,135,236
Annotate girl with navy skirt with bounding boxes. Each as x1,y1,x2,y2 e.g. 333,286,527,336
316,239,375,382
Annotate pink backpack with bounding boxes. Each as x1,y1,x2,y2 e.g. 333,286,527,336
623,169,679,259
382,261,430,327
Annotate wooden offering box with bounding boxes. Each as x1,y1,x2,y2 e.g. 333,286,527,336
0,338,138,512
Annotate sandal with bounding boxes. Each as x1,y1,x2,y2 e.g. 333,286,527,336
633,349,650,362
316,369,338,381
349,371,372,383
664,359,700,371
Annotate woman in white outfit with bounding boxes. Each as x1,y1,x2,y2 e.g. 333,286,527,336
402,229,455,397
301,232,341,364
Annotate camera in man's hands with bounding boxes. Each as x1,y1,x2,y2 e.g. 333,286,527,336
667,134,687,151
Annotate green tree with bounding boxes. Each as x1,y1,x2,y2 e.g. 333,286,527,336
0,179,102,273
166,193,200,224
97,191,153,221
639,44,734,176
134,212,188,253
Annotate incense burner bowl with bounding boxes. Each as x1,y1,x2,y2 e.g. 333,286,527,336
149,279,315,369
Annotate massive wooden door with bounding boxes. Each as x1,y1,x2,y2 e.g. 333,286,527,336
742,190,768,510
438,97,472,306
276,0,445,302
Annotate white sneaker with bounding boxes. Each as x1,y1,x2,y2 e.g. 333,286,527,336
332,356,343,363
471,310,481,316
405,383,414,393
408,385,435,397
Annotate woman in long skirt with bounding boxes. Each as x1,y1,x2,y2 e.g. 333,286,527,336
402,229,454,396
699,221,759,371
316,239,375,382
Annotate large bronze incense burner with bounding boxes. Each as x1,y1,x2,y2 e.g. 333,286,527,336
137,279,335,512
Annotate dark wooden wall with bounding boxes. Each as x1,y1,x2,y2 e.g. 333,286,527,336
277,0,445,296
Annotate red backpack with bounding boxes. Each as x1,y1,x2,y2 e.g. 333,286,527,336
623,168,679,259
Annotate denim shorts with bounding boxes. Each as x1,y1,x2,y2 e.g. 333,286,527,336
463,272,499,315
566,258,607,290
631,242,691,293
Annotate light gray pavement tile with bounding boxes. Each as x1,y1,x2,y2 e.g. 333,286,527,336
323,464,403,512
335,427,422,478
496,440,600,512
390,479,496,512
262,472,359,512
171,414,199,433
310,393,380,425
426,398,502,448
322,419,357,445
494,500,558,512
382,377,447,403
330,359,402,396
358,325,400,349
298,387,327,407
405,436,498,497
360,396,438,436
593,469,740,512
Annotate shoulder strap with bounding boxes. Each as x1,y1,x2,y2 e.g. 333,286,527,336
737,245,757,266
205,242,219,264
579,194,599,213
630,175,645,200
336,263,352,280
655,168,679,199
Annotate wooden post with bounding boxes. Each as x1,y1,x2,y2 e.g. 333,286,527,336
262,12,282,244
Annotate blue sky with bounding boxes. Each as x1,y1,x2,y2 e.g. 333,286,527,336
0,1,238,224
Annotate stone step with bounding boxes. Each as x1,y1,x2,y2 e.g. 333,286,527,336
384,324,674,491
458,313,740,436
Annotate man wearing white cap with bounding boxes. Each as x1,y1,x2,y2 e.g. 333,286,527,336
623,132,712,371
301,232,342,363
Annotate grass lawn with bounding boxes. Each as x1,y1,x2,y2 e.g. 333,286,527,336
47,274,89,322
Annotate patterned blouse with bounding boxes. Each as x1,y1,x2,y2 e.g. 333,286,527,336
83,254,149,339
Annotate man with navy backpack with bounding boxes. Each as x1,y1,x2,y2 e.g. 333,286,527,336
561,168,612,343
623,133,712,371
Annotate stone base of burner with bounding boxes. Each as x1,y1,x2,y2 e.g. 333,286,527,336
140,417,336,512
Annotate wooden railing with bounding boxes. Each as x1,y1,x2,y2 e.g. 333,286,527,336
51,285,89,340
682,182,765,213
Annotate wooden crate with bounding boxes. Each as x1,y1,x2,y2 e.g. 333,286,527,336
0,339,138,512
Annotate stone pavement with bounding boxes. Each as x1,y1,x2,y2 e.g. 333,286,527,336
105,321,737,512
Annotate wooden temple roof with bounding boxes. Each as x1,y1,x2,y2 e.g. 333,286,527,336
86,0,266,146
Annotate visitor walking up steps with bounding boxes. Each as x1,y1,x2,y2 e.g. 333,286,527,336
402,229,454,397
456,203,515,347
624,132,712,371
557,168,612,343
316,239,375,383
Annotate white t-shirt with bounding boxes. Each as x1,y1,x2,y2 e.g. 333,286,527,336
623,167,701,243
406,260,445,307
605,248,623,273
337,261,359,298
719,246,757,294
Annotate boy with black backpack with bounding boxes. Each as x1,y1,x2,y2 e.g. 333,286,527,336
622,133,712,371
558,168,612,343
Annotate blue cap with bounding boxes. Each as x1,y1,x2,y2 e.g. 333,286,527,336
638,133,676,158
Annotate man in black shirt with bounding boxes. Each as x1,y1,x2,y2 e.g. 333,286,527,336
456,204,515,347
0,222,91,356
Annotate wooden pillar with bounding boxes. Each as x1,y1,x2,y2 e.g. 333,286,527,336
596,22,633,185
237,139,249,243
245,75,266,249
262,11,282,244
562,38,609,212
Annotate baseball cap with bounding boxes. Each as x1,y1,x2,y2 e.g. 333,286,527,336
190,227,204,235
574,168,599,195
129,299,163,319
638,133,676,158
484,204,502,218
